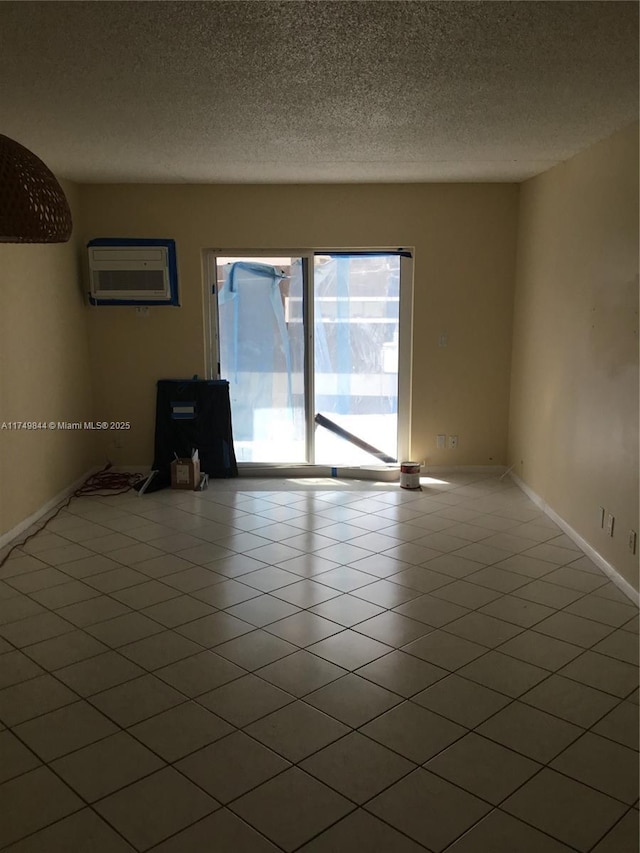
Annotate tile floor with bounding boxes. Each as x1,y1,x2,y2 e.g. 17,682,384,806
0,471,638,852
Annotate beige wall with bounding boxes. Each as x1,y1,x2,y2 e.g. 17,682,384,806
0,182,99,538
509,123,639,589
79,183,519,469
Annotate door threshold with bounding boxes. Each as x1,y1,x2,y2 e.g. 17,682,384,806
237,464,399,481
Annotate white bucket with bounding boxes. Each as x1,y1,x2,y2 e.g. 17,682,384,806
400,461,421,490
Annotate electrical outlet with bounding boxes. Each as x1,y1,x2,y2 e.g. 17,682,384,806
599,507,606,528
436,435,446,449
629,530,637,555
438,334,448,347
448,435,458,450
606,513,615,537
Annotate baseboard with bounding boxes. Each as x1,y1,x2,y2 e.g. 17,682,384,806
0,466,102,555
423,465,509,475
510,473,639,606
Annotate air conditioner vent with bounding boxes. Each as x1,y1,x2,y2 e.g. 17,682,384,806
87,238,179,305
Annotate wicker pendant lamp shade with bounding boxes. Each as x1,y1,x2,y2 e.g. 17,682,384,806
0,134,72,243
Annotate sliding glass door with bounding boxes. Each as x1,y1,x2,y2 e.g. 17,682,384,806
209,250,412,466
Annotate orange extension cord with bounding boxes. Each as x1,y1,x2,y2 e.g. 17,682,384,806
0,464,145,569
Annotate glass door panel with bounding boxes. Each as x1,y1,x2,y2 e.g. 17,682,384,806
313,254,400,465
216,256,306,462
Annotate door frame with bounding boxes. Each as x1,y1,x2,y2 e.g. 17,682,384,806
203,247,414,468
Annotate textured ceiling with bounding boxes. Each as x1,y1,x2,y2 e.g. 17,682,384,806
0,1,638,183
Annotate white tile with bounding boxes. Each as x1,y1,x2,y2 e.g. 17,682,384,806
6,567,72,594
393,592,470,627
479,594,555,628
314,565,380,592
592,700,639,750
308,630,392,670
590,810,640,853
55,651,143,697
240,566,300,592
445,809,577,853
551,732,639,804
502,768,627,851
230,767,353,851
245,701,349,762
156,650,245,696
264,611,344,646
57,554,124,579
13,701,117,761
146,809,281,852
226,595,301,628
0,611,75,647
425,732,540,804
444,612,523,648
271,580,342,607
301,731,414,803
143,595,218,628
199,673,294,727
257,650,346,697
357,649,448,697
90,675,185,726
84,566,149,593
5,479,630,853
107,543,166,566
22,630,109,670
119,631,202,669
361,702,465,762
305,673,403,727
214,630,298,670
0,767,83,848
177,730,290,802
558,651,639,698
134,553,196,578
206,554,271,578
457,650,548,697
351,579,423,607
521,673,619,728
0,650,44,689
95,767,217,850
190,579,260,607
354,611,433,646
498,629,583,670
431,580,502,609
413,673,510,728
403,630,487,670
130,701,235,761
296,809,426,853
162,565,224,592
176,611,255,645
29,581,101,610
55,597,131,628
366,768,490,851
0,808,136,853
0,674,77,725
565,594,638,628
478,700,582,762
79,533,141,554
0,730,42,784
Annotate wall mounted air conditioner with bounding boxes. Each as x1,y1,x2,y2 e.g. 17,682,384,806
87,238,179,305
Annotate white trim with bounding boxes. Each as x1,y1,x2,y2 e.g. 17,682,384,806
397,253,413,461
510,473,639,606
304,256,315,463
204,247,414,468
0,466,102,554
